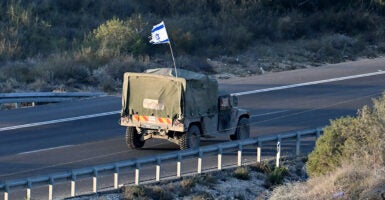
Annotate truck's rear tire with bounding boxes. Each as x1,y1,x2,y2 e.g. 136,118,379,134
179,125,201,150
126,127,145,149
230,118,250,140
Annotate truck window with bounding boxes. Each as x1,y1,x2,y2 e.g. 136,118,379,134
219,96,231,110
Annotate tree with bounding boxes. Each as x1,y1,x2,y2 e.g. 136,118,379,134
89,17,145,57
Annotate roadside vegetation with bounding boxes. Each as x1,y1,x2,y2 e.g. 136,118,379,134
73,94,385,199
270,93,385,199
1,0,385,92
120,163,292,200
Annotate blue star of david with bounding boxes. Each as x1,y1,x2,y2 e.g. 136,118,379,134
155,33,160,41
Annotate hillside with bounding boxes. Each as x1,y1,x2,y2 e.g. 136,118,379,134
1,0,385,92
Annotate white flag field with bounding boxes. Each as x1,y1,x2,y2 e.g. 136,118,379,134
150,21,170,44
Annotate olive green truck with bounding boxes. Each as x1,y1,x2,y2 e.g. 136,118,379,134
120,68,250,150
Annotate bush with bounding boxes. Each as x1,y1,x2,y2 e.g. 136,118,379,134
307,93,385,177
250,162,272,174
85,17,146,57
37,55,92,86
176,56,214,74
122,185,146,199
0,63,35,83
122,184,174,200
181,177,197,191
270,164,385,200
233,167,250,180
191,191,215,200
265,166,288,187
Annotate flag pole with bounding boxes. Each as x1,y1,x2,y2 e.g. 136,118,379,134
168,42,178,78
150,21,178,77
163,21,178,78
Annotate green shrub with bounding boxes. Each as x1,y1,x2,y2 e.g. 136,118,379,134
122,185,146,199
144,185,174,200
191,191,215,200
307,93,385,177
85,17,146,57
36,55,92,86
250,162,272,174
233,167,250,180
180,173,218,192
265,166,289,187
181,177,197,191
306,117,352,177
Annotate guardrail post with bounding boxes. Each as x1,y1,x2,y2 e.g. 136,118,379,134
48,177,54,200
218,146,223,170
237,143,243,166
156,158,161,182
177,153,182,177
71,173,76,197
257,141,262,163
93,169,98,193
4,185,9,200
135,163,141,185
296,133,301,157
114,165,119,189
276,137,281,168
26,179,32,200
197,150,203,174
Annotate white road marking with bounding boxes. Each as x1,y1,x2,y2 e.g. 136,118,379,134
2,71,385,132
232,70,385,96
0,110,120,132
251,110,289,118
18,145,74,155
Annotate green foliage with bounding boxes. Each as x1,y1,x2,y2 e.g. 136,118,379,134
233,167,250,180
123,185,146,199
1,0,385,92
123,185,175,200
1,0,384,61
306,117,352,177
181,177,197,190
191,191,215,200
307,93,385,177
265,166,289,187
250,162,272,174
86,16,146,57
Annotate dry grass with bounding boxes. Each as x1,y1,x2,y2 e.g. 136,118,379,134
270,163,385,200
233,167,250,180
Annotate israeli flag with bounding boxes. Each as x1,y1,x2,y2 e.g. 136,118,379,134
150,21,170,44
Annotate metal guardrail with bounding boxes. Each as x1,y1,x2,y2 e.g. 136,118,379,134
0,92,105,104
0,128,323,200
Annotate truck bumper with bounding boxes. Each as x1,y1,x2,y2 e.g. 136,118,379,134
120,116,185,132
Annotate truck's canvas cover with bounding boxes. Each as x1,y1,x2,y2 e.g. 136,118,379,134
121,68,218,119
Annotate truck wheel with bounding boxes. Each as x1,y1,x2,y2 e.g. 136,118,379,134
179,125,201,150
126,127,145,149
230,118,250,140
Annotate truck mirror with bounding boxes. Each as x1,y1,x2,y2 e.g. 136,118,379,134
232,95,238,107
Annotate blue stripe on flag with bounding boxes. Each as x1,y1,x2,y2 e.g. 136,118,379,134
152,24,165,32
150,39,169,44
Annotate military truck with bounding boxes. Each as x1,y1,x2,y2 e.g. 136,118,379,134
120,68,250,150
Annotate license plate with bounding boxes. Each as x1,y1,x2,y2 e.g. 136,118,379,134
148,116,156,123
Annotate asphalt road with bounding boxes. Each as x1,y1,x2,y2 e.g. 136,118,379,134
1,57,385,184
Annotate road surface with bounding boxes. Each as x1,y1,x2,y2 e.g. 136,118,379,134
1,57,385,188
